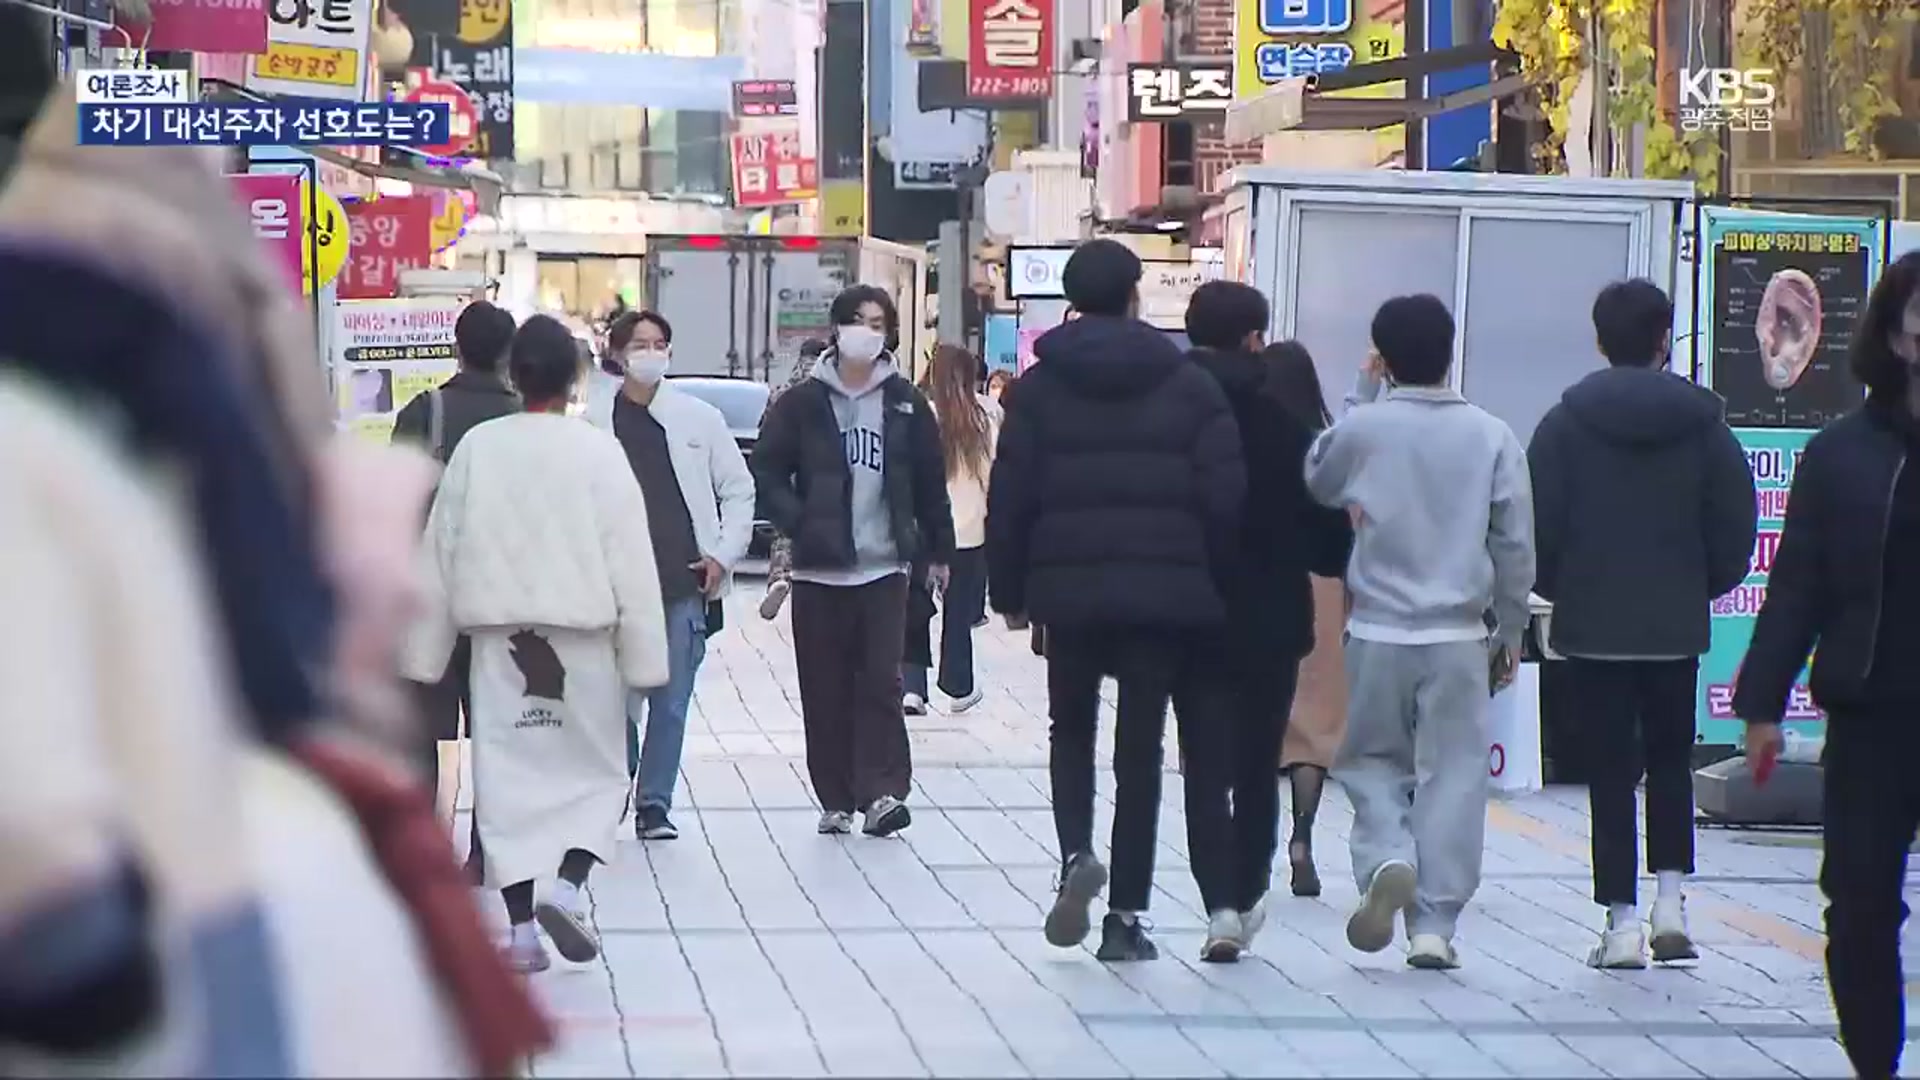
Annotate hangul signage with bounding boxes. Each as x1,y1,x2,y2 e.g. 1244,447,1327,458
731,79,799,118
226,173,305,296
403,78,477,156
966,0,1053,101
1125,63,1232,122
337,196,433,299
729,130,819,208
427,0,514,159
246,0,373,101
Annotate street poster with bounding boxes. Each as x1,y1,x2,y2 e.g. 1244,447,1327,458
246,0,373,101
1692,206,1885,747
331,296,463,442
337,195,433,299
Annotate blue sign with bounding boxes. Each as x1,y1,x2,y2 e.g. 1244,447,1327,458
513,48,744,111
1255,41,1355,80
78,103,452,147
1259,0,1353,35
984,315,1018,375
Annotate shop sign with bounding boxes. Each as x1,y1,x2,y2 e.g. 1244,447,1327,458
403,77,477,157
300,180,350,294
428,0,514,159
246,0,373,101
732,79,799,118
123,0,269,54
729,130,819,208
966,0,1053,100
226,173,304,295
337,195,433,299
1125,63,1232,122
1006,245,1070,299
895,159,963,189
332,296,463,443
1233,0,1402,100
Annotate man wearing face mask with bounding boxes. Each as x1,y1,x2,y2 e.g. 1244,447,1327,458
587,310,756,842
752,284,953,839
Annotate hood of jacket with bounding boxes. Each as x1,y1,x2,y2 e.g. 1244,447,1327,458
1032,315,1185,399
1186,346,1264,399
1560,365,1726,448
813,349,898,398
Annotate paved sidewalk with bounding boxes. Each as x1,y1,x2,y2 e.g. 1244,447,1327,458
462,591,1913,1078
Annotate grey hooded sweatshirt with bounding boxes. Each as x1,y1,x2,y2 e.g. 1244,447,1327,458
791,351,909,587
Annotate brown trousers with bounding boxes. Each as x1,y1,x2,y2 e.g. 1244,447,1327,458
790,574,913,813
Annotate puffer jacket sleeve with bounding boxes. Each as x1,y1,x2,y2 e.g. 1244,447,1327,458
592,438,670,689
399,436,465,683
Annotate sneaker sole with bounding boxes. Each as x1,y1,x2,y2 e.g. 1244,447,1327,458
639,826,680,840
944,692,984,714
1200,938,1244,964
818,819,852,834
535,901,600,964
864,804,912,837
1043,859,1109,947
509,950,551,975
1406,949,1459,970
758,586,789,620
1590,950,1649,970
1650,930,1698,962
1347,861,1416,953
1095,936,1160,963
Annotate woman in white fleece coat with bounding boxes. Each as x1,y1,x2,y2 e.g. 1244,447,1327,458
405,315,670,974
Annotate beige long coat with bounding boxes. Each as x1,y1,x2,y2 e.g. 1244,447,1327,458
1283,575,1348,770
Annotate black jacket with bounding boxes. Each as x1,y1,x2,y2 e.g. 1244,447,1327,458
1734,402,1914,725
986,316,1244,629
752,364,955,571
390,368,519,461
1188,347,1353,659
1527,366,1757,658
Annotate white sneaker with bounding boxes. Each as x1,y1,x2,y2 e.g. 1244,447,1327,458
1347,860,1416,953
534,897,598,964
504,927,550,974
1239,896,1269,950
1588,923,1649,969
1649,897,1699,962
902,693,928,717
1407,933,1459,969
944,688,984,713
817,810,854,834
1202,909,1244,963
862,795,912,837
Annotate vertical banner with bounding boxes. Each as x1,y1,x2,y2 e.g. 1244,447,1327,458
337,196,433,299
965,0,1053,100
123,0,269,53
1693,206,1885,746
729,130,820,207
246,0,373,100
331,297,463,441
227,173,304,295
429,0,514,160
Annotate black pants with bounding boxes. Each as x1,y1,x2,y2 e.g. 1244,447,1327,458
791,575,913,813
1824,707,1920,1080
411,636,483,874
1046,625,1192,913
1565,658,1698,906
903,547,988,700
1174,642,1301,913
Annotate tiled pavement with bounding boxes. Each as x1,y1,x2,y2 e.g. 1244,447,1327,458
449,590,1918,1078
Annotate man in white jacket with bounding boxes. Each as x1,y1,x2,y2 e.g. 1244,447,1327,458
588,310,756,841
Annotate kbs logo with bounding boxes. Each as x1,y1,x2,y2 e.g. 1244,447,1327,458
1679,68,1775,133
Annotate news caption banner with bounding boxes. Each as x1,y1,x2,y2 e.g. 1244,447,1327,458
75,67,450,148
1693,205,1886,748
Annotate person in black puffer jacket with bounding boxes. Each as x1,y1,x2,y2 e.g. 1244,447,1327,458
1526,279,1756,970
1734,251,1920,1080
986,239,1245,964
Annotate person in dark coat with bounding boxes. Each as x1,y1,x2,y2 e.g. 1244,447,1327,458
986,239,1245,962
1527,279,1757,970
1176,282,1352,963
1736,252,1920,1080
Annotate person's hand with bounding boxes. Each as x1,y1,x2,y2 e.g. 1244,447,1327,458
926,563,950,598
1746,720,1785,785
1347,504,1366,528
1490,645,1520,692
690,556,725,598
1003,612,1031,631
1362,350,1385,380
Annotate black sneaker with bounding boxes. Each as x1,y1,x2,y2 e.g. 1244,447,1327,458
1095,914,1159,962
636,805,679,840
1043,853,1108,947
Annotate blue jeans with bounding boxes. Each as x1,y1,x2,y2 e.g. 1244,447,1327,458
626,597,708,812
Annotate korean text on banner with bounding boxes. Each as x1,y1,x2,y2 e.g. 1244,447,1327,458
1233,0,1404,101
338,196,433,300
247,0,374,101
967,0,1053,100
227,173,305,295
730,131,820,209
332,297,463,442
428,0,514,160
120,0,268,54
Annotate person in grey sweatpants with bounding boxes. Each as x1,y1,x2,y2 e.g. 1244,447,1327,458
1303,294,1536,970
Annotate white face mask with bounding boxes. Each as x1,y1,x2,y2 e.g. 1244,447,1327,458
836,324,885,364
624,347,670,384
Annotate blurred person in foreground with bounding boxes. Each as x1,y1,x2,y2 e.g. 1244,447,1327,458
586,309,755,841
1261,340,1350,898
987,239,1244,962
404,315,670,974
752,286,953,838
758,336,830,620
0,73,548,1075
1303,294,1534,971
1178,283,1352,962
1528,280,1755,970
1735,251,1920,1080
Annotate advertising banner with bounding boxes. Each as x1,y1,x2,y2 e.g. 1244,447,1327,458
123,0,268,53
429,0,514,160
246,0,373,101
729,130,819,208
1232,0,1403,101
966,0,1053,100
331,297,463,442
1693,206,1885,746
337,196,433,299
227,173,305,295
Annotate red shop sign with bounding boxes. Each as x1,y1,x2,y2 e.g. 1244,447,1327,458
404,79,479,159
120,0,268,54
966,0,1053,101
337,197,434,300
225,173,304,297
728,131,819,209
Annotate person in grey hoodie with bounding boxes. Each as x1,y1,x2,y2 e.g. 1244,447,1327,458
752,285,954,838
1303,293,1536,971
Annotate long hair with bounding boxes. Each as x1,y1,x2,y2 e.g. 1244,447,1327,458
1852,250,1920,403
928,344,991,482
1262,340,1332,432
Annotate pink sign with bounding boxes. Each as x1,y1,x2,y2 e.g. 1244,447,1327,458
226,174,304,296
121,0,268,54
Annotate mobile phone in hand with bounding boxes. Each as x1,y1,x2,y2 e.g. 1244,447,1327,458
1488,645,1516,696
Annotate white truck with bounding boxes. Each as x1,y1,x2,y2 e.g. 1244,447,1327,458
644,234,931,386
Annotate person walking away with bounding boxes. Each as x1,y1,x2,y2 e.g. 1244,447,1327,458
760,337,830,620
1528,279,1756,969
752,287,953,838
1179,284,1353,962
1261,340,1349,898
1735,251,1920,1080
404,315,670,973
588,310,756,841
901,344,1001,714
987,240,1245,962
1303,294,1535,971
